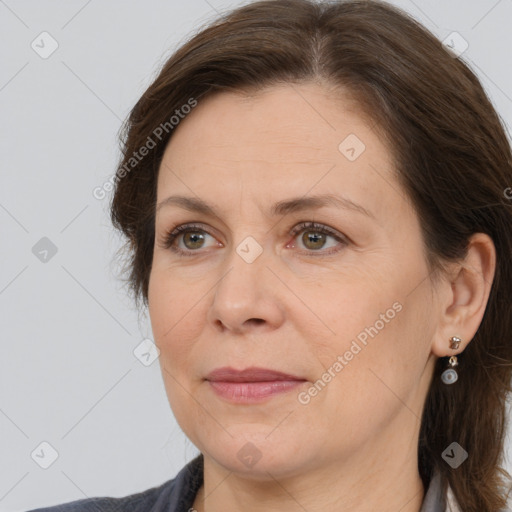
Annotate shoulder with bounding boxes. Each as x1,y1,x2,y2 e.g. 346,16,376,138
26,478,174,512
26,454,204,512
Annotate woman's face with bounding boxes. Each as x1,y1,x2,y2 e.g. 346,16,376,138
148,83,441,478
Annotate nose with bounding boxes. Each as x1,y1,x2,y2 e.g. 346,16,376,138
206,241,286,334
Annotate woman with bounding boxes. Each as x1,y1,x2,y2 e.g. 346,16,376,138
30,0,512,511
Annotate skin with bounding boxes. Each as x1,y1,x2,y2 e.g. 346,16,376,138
147,82,496,512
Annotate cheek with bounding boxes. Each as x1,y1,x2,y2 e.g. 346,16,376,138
308,263,430,391
148,270,208,369
327,293,432,411
148,274,206,428
305,308,426,444
308,268,399,347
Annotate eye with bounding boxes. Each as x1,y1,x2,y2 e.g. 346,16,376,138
159,221,348,257
160,223,219,256
287,221,348,256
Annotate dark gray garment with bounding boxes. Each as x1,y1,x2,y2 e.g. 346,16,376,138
28,454,450,512
26,454,204,512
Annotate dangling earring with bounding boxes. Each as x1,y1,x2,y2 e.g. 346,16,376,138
441,336,462,385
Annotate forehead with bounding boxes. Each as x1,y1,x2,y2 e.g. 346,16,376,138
156,83,405,222
164,83,376,160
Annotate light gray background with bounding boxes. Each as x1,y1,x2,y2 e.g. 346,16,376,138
1,1,511,510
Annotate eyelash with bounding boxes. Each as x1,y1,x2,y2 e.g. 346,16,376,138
160,221,348,258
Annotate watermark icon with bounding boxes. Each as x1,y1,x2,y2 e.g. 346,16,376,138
133,338,160,366
442,442,468,468
338,133,366,161
32,237,58,263
504,187,512,200
31,31,59,59
92,98,198,200
237,442,262,468
236,236,264,263
442,32,469,58
298,301,403,405
31,441,59,469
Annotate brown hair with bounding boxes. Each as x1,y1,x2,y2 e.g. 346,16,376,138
110,0,512,509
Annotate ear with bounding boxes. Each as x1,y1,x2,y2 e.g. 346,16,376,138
431,233,496,357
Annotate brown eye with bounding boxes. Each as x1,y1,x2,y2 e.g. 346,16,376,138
289,222,348,256
182,231,206,250
301,231,328,250
162,224,218,256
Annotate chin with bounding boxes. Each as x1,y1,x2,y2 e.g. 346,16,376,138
200,427,315,479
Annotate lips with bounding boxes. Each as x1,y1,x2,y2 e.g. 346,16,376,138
205,366,305,383
205,367,307,403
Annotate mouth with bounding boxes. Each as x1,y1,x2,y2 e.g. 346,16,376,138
205,366,307,403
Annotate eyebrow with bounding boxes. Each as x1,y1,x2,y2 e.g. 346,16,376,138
156,193,375,220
